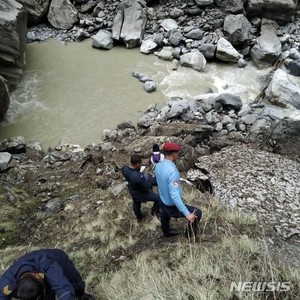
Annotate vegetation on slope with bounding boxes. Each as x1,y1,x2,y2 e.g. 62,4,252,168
0,184,299,300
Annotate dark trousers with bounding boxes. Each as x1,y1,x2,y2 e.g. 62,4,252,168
132,191,160,220
160,201,202,234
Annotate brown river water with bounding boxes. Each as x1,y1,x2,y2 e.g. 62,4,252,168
0,39,269,149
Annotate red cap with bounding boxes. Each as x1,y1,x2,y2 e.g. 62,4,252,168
163,142,181,152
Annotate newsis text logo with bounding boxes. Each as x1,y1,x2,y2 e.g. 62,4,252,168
230,282,291,292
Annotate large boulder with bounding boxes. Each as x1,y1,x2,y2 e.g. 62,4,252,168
92,30,113,50
0,0,27,85
112,0,147,48
216,38,241,63
160,18,178,31
215,93,243,111
0,76,9,122
180,50,207,72
199,43,216,59
250,21,282,68
140,39,157,54
247,0,298,24
48,0,78,30
265,69,300,109
214,0,244,14
223,14,252,45
16,0,50,23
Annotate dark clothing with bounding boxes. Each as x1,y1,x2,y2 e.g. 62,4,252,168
160,201,202,234
122,165,160,220
0,249,85,300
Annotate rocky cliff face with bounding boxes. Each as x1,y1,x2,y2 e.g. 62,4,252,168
0,0,27,85
0,76,9,122
16,0,50,24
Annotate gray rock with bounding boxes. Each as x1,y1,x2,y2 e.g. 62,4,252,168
0,76,9,121
157,47,174,61
247,0,297,24
260,107,286,121
80,0,99,13
265,69,300,109
26,141,44,161
48,0,78,30
215,122,223,132
249,118,267,134
215,93,243,111
0,152,12,172
216,38,241,63
215,0,244,14
250,23,281,68
140,39,157,54
237,58,247,68
138,113,155,128
179,50,207,72
223,14,252,45
238,104,252,117
144,81,157,93
187,7,202,16
205,111,219,124
169,7,184,19
195,0,214,6
92,30,113,50
166,99,189,118
243,113,258,125
271,118,300,141
168,29,183,47
289,48,300,60
153,33,164,46
117,120,135,130
17,0,50,23
109,181,128,197
112,0,147,48
288,59,300,77
171,59,179,70
226,123,236,132
0,136,26,153
45,197,63,213
184,29,204,40
92,0,106,16
0,0,27,84
222,115,234,125
199,43,216,59
160,18,178,31
238,123,246,131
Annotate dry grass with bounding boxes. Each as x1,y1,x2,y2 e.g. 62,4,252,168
0,187,299,300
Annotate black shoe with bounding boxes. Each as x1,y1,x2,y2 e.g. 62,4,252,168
163,229,179,237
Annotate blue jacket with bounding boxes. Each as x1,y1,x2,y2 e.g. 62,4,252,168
155,159,190,217
122,165,156,201
0,249,85,300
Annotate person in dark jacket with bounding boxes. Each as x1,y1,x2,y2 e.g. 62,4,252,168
0,249,95,300
122,154,160,222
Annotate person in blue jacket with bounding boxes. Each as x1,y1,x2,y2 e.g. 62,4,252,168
0,249,95,300
155,142,202,237
122,154,160,222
